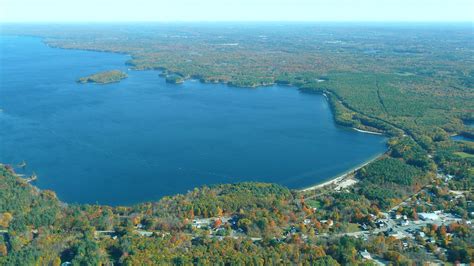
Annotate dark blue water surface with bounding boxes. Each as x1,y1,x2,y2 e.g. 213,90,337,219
0,36,386,205
451,122,473,142
452,135,473,142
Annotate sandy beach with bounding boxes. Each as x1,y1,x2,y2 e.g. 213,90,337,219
299,153,384,192
352,128,383,135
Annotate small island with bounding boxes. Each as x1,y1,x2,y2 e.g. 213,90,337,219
77,70,128,84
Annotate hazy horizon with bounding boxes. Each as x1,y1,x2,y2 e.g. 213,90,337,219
1,21,472,24
1,0,473,23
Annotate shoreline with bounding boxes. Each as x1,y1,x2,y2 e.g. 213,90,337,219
352,127,383,135
299,152,384,192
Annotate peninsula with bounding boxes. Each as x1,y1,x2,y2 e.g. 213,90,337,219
165,74,185,84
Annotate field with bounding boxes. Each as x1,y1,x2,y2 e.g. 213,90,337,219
454,151,474,159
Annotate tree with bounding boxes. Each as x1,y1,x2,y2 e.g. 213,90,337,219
213,219,222,228
71,236,104,265
313,256,340,266
0,243,7,256
237,219,252,232
0,213,12,228
216,207,223,217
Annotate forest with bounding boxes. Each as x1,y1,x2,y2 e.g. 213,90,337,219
1,154,472,264
77,70,128,84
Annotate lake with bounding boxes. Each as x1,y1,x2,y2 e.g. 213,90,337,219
0,36,386,205
452,135,473,142
451,122,473,142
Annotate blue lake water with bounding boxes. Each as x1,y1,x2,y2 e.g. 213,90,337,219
0,36,386,205
452,135,473,142
451,122,473,142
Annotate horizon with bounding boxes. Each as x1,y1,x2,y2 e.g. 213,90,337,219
1,0,473,23
1,21,473,24
1,21,472,28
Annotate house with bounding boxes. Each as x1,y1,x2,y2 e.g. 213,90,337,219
136,230,153,237
359,249,372,260
320,220,334,227
213,227,225,233
192,218,212,228
419,213,440,221
375,220,386,228
289,226,297,234
399,220,409,226
388,231,405,239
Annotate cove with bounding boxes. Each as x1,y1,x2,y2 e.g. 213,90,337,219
0,36,386,205
452,135,473,142
451,122,473,142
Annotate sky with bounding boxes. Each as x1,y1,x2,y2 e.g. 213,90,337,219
0,0,473,22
